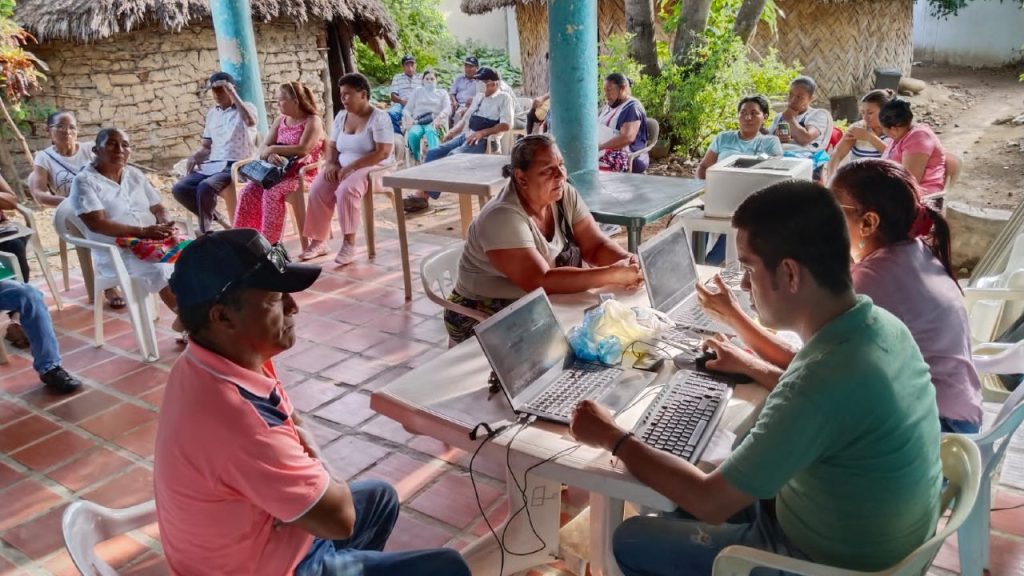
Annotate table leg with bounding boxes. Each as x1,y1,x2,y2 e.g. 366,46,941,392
626,225,642,254
462,454,562,575
459,195,474,239
588,493,625,576
390,188,414,301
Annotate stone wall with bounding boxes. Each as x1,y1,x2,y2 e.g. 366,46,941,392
14,19,328,174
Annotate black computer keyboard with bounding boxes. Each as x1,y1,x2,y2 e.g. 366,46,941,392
528,363,624,420
631,371,732,463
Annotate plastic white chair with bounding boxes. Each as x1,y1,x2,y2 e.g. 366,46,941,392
420,242,488,323
712,434,981,576
52,202,160,362
628,117,660,173
965,279,1024,402
62,499,157,576
957,349,1024,576
231,156,313,250
8,204,63,310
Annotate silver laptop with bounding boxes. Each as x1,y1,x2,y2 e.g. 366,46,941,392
638,223,754,338
474,289,655,424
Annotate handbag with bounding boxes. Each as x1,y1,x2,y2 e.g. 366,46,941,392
415,112,435,126
115,236,192,264
553,196,582,268
239,157,294,189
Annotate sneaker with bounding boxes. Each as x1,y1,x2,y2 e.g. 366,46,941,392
403,196,430,213
40,366,83,394
335,243,357,266
299,243,329,262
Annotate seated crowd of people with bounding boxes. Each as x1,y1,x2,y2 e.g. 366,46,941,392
0,59,967,576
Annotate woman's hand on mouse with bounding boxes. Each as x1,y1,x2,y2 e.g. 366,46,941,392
695,275,744,326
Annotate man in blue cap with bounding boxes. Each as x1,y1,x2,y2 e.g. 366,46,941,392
387,55,422,134
155,228,470,576
449,55,480,125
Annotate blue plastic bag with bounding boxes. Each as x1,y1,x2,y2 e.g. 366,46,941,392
567,307,623,365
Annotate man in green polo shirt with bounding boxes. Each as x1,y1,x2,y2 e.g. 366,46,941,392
570,180,941,575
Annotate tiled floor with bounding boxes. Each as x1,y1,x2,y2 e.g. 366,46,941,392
1,221,1023,575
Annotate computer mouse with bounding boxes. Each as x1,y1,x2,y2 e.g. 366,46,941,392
672,347,701,369
695,350,718,371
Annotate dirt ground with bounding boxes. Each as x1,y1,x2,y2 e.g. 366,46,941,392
14,64,1024,272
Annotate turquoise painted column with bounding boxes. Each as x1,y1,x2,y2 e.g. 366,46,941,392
210,0,269,134
548,0,598,176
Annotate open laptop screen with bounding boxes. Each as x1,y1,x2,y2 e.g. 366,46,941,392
640,225,698,313
474,290,570,403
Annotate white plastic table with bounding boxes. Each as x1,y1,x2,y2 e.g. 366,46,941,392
369,270,768,576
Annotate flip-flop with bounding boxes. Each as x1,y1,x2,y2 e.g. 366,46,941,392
4,323,30,349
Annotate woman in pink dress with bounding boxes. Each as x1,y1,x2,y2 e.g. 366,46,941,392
234,81,324,244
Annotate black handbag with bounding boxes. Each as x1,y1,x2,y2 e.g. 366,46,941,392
239,157,293,189
554,196,582,268
415,112,435,125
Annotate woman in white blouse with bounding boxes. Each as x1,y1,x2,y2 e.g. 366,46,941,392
69,128,178,312
402,69,452,163
29,111,94,206
300,73,394,265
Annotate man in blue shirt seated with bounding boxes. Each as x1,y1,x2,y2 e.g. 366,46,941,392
449,56,480,126
570,180,942,575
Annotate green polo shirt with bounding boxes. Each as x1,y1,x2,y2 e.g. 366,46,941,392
720,296,941,571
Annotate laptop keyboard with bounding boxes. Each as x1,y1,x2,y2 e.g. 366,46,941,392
528,363,624,420
632,371,731,463
670,302,733,335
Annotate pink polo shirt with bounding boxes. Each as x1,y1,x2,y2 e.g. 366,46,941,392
882,124,946,195
154,343,329,576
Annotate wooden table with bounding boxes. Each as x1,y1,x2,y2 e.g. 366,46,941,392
571,171,706,253
369,268,768,576
381,154,510,238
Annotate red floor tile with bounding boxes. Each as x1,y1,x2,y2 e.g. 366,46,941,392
288,378,346,412
322,436,391,480
47,389,121,423
0,399,30,424
296,316,354,345
59,346,118,372
0,461,26,491
329,302,388,326
79,403,158,440
56,333,91,355
327,327,391,354
76,318,134,341
302,418,343,447
10,430,98,472
356,453,444,502
362,336,432,365
81,466,154,509
19,383,87,410
408,436,471,469
408,472,503,529
372,312,423,335
991,489,1024,537
279,344,352,374
934,531,1024,575
0,479,64,532
47,447,134,492
120,551,170,576
315,392,375,428
383,514,457,552
469,498,510,537
0,366,44,395
0,414,61,453
108,365,169,397
310,273,361,295
0,555,17,575
138,386,166,410
361,415,416,445
318,355,389,386
112,421,159,458
367,288,409,308
80,354,150,385
0,502,69,559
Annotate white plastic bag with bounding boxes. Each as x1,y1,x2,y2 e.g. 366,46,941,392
590,300,674,344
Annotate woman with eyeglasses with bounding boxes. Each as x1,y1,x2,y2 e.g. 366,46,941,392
696,159,981,433
29,111,94,207
233,81,324,244
696,95,782,179
68,128,180,319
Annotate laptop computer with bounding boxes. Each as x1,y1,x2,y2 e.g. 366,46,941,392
474,288,656,424
638,223,755,339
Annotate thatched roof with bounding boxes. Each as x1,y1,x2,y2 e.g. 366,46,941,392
460,0,524,15
15,0,396,49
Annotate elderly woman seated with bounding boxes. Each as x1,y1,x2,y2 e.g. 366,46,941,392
696,95,782,179
597,73,650,173
68,128,179,317
403,69,452,163
880,98,947,200
446,134,644,346
767,76,832,153
697,158,981,433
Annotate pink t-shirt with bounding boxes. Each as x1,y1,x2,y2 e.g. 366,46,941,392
883,124,946,195
852,239,982,424
154,343,328,576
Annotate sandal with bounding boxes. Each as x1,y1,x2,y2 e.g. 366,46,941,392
4,323,30,349
299,243,329,262
403,196,429,214
104,289,127,310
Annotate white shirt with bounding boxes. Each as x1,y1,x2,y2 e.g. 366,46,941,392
329,108,396,167
389,73,422,102
767,107,832,152
465,90,514,126
69,165,161,245
403,86,453,123
199,103,258,175
33,144,94,197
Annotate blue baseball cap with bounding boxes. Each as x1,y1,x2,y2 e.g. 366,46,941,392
170,229,320,308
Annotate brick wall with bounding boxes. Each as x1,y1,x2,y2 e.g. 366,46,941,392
17,19,328,173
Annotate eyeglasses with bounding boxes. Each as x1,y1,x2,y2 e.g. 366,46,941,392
214,241,290,303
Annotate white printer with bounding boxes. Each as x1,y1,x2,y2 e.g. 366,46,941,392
704,155,813,218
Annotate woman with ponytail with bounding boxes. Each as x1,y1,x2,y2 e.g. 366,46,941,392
234,80,324,244
697,158,981,432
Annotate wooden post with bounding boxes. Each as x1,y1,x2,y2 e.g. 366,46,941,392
335,21,357,75
325,22,345,115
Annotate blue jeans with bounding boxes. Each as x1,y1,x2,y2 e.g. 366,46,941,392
387,104,404,134
294,480,469,576
421,134,487,199
613,501,807,576
171,168,235,233
940,417,980,434
0,280,60,374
